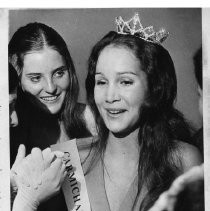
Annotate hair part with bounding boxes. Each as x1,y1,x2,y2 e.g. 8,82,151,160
9,22,88,138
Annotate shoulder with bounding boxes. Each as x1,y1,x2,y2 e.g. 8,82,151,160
77,136,95,148
174,141,202,173
83,105,97,136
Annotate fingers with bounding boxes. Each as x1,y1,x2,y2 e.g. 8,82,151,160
42,148,54,169
12,146,66,197
42,148,51,158
168,176,185,196
11,147,31,189
149,192,166,211
50,158,63,172
47,158,66,182
150,164,205,211
14,158,31,187
61,162,66,173
183,164,204,182
12,144,26,168
31,148,45,186
16,148,44,189
42,148,64,169
53,151,64,158
31,148,44,171
168,164,204,196
10,170,18,192
60,163,67,183
149,191,175,211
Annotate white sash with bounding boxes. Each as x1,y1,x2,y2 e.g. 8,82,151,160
51,139,91,211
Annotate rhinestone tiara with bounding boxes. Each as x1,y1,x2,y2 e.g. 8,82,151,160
115,13,169,44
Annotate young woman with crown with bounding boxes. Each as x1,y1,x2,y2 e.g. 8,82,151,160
12,14,202,211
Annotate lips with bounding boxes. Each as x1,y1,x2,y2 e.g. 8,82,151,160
106,108,127,117
40,94,60,102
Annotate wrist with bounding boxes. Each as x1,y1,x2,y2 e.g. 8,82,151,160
12,189,39,211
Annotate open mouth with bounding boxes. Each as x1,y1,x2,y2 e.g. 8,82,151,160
40,94,60,102
106,108,126,116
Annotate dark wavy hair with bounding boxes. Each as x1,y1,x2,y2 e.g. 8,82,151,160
86,31,192,210
193,46,202,89
9,22,86,138
9,63,19,94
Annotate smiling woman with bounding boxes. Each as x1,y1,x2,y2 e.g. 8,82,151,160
94,46,148,135
9,22,95,211
21,48,70,115
8,11,203,211
84,15,202,210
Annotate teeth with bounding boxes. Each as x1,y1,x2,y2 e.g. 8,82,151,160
109,110,120,114
108,110,125,114
41,96,58,101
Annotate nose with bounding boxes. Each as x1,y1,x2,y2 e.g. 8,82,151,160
44,78,57,94
10,110,18,127
105,83,120,103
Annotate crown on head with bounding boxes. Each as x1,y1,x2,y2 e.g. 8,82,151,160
115,13,169,44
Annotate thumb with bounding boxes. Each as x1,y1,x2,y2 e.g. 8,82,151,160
13,144,26,167
10,170,18,191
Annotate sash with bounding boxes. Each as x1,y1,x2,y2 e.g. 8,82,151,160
51,139,91,211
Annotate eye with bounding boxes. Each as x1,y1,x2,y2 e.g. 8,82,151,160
30,75,41,83
95,79,107,86
120,79,134,86
54,69,66,78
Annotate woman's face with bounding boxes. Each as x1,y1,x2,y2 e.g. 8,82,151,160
21,47,70,114
94,45,147,135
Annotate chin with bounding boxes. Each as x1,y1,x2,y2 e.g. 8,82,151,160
108,123,139,137
109,126,127,134
41,105,62,115
49,108,61,115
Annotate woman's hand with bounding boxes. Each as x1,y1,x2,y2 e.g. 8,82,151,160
11,145,67,211
148,164,204,211
11,144,26,192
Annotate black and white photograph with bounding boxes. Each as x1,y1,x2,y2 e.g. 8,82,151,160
0,6,208,211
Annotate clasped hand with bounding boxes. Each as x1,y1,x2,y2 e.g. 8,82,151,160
11,145,67,211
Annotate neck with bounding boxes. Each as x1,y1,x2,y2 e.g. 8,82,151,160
105,128,140,161
104,128,140,187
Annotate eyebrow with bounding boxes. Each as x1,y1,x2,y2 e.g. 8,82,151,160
26,73,41,76
25,66,67,76
95,72,102,75
118,72,138,76
53,66,68,73
95,71,138,76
